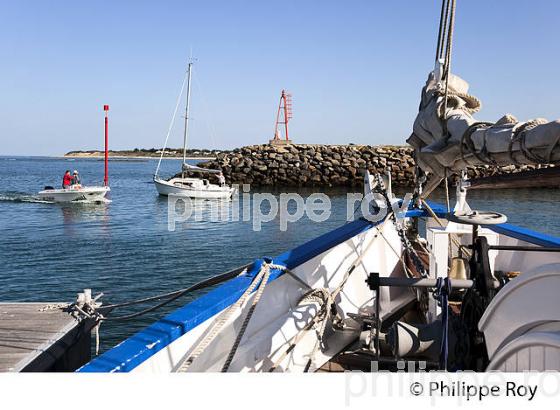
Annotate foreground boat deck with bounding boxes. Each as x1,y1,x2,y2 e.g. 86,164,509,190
0,303,93,372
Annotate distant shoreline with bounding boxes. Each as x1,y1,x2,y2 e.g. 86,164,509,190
62,155,215,160
64,149,227,160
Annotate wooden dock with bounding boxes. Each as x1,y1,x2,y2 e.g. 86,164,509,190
0,303,96,372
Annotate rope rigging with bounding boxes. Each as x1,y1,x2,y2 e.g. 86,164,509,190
412,0,560,202
434,0,457,128
177,262,271,372
269,228,383,372
74,264,250,324
173,260,308,372
154,64,190,178
373,173,428,278
221,261,272,372
100,264,250,311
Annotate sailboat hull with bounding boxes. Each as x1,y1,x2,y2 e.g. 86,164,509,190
154,177,234,199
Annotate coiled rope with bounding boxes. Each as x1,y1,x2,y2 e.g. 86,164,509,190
268,288,336,373
301,288,337,372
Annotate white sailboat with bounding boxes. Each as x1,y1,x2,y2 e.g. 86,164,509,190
154,62,234,199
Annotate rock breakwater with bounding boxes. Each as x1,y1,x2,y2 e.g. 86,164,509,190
198,144,553,187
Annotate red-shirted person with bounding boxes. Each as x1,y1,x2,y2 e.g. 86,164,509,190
62,170,73,188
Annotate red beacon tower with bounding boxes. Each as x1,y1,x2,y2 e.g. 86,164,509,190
270,89,293,145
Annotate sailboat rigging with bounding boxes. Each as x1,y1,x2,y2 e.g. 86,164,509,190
154,61,234,199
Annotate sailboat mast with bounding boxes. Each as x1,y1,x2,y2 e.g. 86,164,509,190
182,62,193,164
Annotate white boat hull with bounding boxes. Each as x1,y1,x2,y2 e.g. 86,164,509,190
37,186,110,203
78,198,560,373
80,217,414,372
154,177,234,199
133,219,408,373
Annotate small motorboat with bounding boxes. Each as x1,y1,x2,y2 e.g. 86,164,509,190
38,105,111,204
37,185,110,203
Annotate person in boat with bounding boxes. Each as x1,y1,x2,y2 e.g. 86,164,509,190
71,170,81,186
62,170,73,189
217,172,226,187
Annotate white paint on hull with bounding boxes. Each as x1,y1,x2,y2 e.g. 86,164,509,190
37,186,110,203
132,219,412,372
154,177,234,199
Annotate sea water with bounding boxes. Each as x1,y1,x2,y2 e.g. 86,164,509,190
1,156,558,351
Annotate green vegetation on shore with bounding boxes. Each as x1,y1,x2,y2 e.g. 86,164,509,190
64,148,229,158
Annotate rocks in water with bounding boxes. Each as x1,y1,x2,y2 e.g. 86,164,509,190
198,144,549,187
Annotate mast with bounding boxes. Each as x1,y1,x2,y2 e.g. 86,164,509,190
182,62,193,165
103,105,109,186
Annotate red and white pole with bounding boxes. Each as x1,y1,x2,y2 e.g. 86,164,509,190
282,90,289,141
103,104,109,187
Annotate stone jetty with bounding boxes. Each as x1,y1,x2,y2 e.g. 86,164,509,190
198,144,552,188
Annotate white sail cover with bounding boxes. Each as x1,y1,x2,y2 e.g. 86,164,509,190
407,71,560,177
182,163,222,174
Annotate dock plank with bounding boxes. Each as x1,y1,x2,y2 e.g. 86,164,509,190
0,302,86,372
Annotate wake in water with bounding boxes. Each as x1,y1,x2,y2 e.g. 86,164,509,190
0,191,51,203
0,191,112,205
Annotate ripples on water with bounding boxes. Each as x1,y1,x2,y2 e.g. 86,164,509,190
0,156,559,351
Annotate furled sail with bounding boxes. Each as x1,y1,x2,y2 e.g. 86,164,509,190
407,71,560,178
181,163,222,174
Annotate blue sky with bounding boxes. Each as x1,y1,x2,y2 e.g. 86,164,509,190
1,0,559,156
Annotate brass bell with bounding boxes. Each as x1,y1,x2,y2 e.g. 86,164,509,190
449,257,469,281
449,254,470,302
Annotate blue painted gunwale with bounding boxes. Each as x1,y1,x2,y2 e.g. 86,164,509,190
79,201,559,372
78,217,379,372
